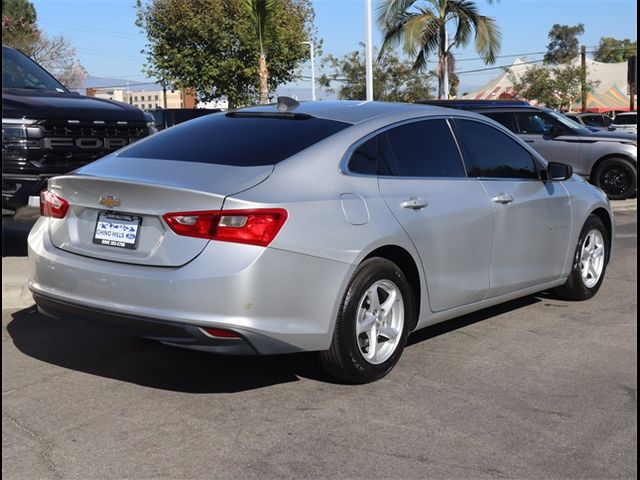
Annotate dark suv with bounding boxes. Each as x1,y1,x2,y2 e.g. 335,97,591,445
420,101,637,199
150,108,221,131
2,45,155,221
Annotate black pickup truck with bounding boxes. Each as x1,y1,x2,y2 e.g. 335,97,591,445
2,45,155,221
149,108,221,131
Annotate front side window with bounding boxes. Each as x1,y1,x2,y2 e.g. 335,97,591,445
454,119,539,179
384,119,466,177
583,115,607,127
514,112,558,134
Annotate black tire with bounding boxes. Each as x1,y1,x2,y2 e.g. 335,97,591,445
553,215,609,300
592,157,637,200
319,258,415,384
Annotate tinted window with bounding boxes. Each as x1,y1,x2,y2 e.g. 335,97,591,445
583,115,607,127
349,136,379,175
454,119,539,179
481,112,516,132
514,111,570,135
384,120,466,177
348,135,393,175
2,46,66,91
614,114,637,125
122,114,350,166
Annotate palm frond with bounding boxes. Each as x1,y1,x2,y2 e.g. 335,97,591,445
376,0,419,30
473,16,501,64
245,0,276,54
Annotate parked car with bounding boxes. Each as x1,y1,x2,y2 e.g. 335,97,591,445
2,46,155,221
422,102,637,199
564,112,612,131
610,111,637,134
29,100,613,383
150,108,222,131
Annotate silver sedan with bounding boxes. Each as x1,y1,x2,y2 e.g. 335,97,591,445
28,100,614,383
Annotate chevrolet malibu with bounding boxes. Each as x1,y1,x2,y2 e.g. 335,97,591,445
28,100,614,383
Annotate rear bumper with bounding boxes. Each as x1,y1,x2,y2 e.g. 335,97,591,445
28,217,354,354
35,293,266,355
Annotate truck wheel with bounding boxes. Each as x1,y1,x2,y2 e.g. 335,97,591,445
319,258,414,384
593,157,637,200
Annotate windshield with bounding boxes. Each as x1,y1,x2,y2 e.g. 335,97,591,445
2,46,67,91
547,110,592,134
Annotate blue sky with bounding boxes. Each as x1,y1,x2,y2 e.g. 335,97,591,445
32,0,638,98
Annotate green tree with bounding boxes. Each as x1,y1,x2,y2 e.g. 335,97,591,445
377,0,501,100
319,46,434,102
2,0,86,88
509,63,598,111
2,0,38,53
136,0,318,108
544,23,584,65
593,37,637,63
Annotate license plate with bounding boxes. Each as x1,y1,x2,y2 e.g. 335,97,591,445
93,212,142,250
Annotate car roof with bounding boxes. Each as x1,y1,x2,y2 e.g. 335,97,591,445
614,112,636,117
236,100,466,124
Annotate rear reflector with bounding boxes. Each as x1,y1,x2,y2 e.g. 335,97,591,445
40,190,70,218
163,208,287,247
202,327,241,338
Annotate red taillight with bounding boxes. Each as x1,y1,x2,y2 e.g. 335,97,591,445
163,208,288,247
202,327,241,338
40,190,70,218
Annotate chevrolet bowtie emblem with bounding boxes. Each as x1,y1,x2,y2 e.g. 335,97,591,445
98,195,121,208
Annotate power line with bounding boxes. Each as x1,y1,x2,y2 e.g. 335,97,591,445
39,18,141,40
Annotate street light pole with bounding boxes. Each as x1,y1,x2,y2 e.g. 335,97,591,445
301,41,316,101
364,0,374,101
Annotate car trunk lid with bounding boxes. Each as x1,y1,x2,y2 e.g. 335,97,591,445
47,157,274,266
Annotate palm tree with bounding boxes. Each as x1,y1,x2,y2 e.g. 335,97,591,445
247,0,276,104
377,0,501,99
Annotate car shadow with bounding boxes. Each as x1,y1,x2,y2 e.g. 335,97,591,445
7,295,543,393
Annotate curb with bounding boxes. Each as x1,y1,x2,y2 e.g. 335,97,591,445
2,257,33,310
610,200,637,213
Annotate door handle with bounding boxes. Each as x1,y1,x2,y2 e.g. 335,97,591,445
524,139,535,143
401,198,429,210
492,193,514,205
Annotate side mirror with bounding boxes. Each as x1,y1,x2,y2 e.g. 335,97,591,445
546,162,573,181
547,125,566,138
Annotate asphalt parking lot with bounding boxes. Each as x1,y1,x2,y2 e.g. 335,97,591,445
2,212,637,480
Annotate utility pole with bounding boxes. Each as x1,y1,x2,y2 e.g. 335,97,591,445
300,41,316,101
580,45,587,112
443,30,449,99
628,56,636,111
364,0,374,101
162,80,167,109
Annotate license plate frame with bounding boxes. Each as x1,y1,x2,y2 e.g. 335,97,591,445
92,211,142,250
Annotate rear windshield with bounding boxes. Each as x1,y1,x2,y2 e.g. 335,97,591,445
121,113,351,166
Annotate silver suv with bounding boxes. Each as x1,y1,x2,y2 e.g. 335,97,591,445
473,106,637,199
430,104,637,199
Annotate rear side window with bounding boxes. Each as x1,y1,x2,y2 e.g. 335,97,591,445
481,112,516,132
614,114,637,125
454,119,539,179
122,114,350,166
384,119,466,177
